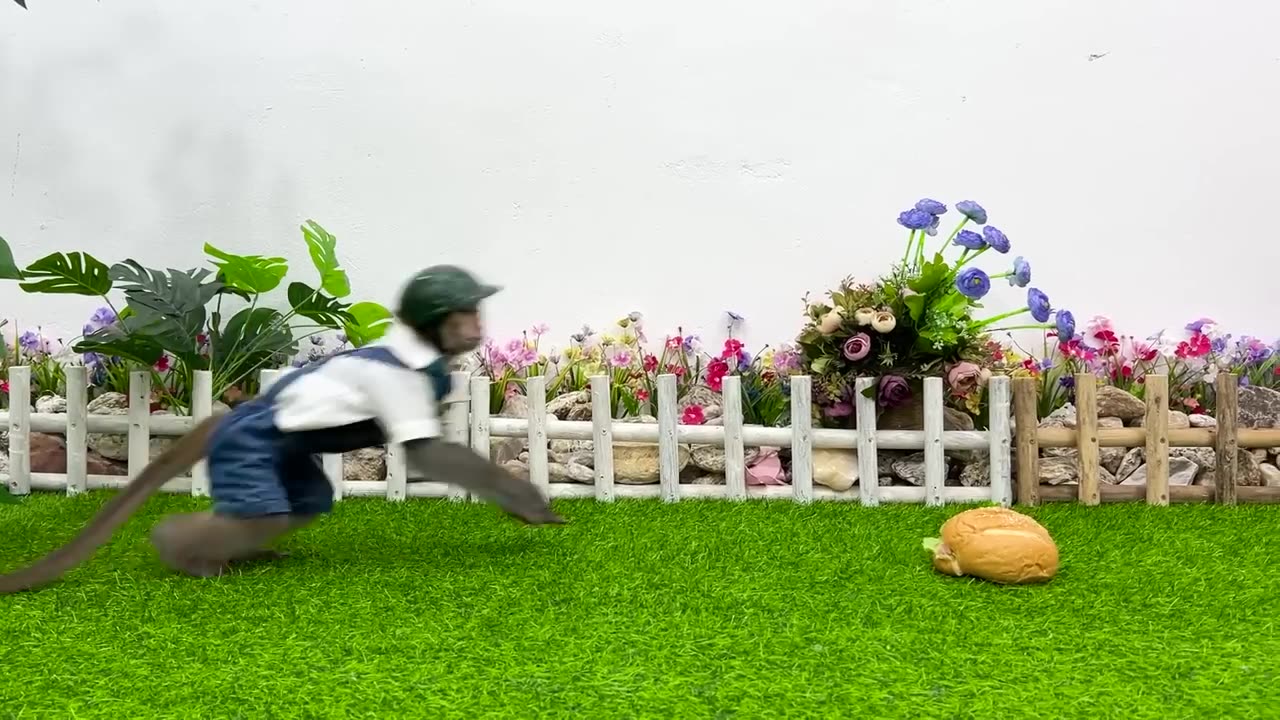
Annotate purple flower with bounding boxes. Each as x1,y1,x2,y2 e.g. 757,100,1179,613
1055,309,1075,339
1211,336,1228,354
1059,375,1075,390
982,226,1010,253
736,349,751,371
1027,288,1052,323
897,208,935,230
924,213,941,236
824,401,853,418
955,267,992,300
1185,318,1215,333
877,375,911,408
1009,256,1031,287
956,200,987,224
842,333,872,361
953,229,986,250
915,198,948,215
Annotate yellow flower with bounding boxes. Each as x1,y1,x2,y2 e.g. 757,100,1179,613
600,334,617,347
761,348,776,368
564,346,583,361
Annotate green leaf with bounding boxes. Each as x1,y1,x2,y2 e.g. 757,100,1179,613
211,307,298,386
203,243,288,294
907,254,951,295
18,251,112,295
73,321,166,367
342,301,393,348
300,220,351,298
922,537,941,554
904,293,927,323
287,281,354,330
0,235,23,280
810,356,830,374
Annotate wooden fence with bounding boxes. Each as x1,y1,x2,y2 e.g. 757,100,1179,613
1014,372,1280,505
0,366,1013,505
3,365,1278,506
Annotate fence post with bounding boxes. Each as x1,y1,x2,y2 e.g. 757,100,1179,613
128,371,151,481
1012,376,1039,506
190,370,213,497
590,374,616,502
721,374,745,501
789,375,813,504
6,365,30,495
986,375,1012,507
923,376,944,506
1214,372,1239,505
65,365,88,496
657,373,681,502
468,375,491,501
526,375,548,492
854,376,879,507
1143,374,1170,506
1075,373,1100,506
445,370,471,502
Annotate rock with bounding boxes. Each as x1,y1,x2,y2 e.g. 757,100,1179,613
1270,448,1280,457
502,459,530,480
1038,456,1077,485
1039,404,1077,429
25,431,128,476
1112,448,1142,482
35,395,67,414
1120,457,1199,486
959,455,990,487
1135,410,1191,429
550,461,595,484
546,390,591,421
877,396,976,432
890,452,952,486
342,447,386,482
691,474,723,485
679,386,723,422
1189,413,1217,428
1098,417,1125,429
812,448,858,491
1171,447,1217,473
1194,449,1264,487
490,392,531,465
613,442,690,484
1260,464,1280,487
691,445,726,473
1238,386,1280,428
1096,386,1145,420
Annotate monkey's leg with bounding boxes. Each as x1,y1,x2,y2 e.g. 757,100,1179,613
151,511,295,577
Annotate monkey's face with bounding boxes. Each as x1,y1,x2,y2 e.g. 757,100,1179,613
437,310,485,354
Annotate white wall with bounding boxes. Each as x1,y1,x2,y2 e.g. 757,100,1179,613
3,0,1279,358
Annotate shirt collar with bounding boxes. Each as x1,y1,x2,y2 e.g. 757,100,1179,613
378,321,442,370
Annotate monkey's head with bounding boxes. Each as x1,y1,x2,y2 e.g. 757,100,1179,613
395,264,500,355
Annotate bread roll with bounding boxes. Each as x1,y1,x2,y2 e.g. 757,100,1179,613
923,506,1059,584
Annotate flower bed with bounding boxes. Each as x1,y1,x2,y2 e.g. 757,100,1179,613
3,204,1280,493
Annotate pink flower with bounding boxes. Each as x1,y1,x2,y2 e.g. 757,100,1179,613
945,361,982,397
154,355,171,373
608,349,633,368
530,323,550,338
842,333,871,361
681,405,705,424
1,381,8,395
635,388,650,402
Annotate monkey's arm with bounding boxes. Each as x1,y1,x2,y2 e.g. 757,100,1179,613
401,438,563,525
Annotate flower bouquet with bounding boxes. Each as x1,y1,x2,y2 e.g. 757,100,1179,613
795,198,1071,426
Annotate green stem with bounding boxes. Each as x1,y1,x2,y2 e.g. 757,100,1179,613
955,246,988,271
985,323,1053,333
971,307,1030,329
901,230,918,269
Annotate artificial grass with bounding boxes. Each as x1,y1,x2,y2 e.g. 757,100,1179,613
1,494,1277,719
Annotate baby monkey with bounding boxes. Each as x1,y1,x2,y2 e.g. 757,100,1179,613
0,265,562,592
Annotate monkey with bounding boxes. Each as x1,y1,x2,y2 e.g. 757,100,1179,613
0,265,563,593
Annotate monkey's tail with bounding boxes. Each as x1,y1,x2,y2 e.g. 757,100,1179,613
0,415,224,593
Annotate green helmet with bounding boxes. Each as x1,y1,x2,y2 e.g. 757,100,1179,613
396,264,501,331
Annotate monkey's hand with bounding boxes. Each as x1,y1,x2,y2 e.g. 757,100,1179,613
402,439,564,525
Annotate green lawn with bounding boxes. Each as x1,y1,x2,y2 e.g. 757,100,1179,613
1,493,1277,719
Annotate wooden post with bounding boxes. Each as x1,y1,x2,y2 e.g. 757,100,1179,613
526,375,549,492
1214,372,1239,505
445,370,471,502
1075,373,1100,506
986,376,1012,507
789,375,814,504
1012,377,1039,505
128,371,151,481
590,375,616,502
64,365,88,497
1143,374,1170,506
190,369,213,497
721,374,746,501
657,373,682,502
6,365,30,495
922,377,944,506
854,377,879,507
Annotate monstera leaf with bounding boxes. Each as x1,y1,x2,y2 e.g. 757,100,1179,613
342,301,394,347
211,307,298,389
204,243,289,294
107,261,221,368
73,317,167,367
301,220,351,298
0,236,23,281
17,251,113,295
287,281,354,330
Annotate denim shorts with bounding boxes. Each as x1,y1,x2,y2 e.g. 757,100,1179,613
206,400,334,517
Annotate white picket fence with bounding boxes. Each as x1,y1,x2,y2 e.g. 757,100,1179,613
0,364,1013,506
